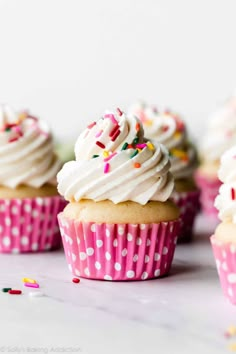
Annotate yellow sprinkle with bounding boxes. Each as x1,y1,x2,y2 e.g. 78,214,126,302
147,142,155,150
174,132,181,139
137,148,142,153
170,149,188,160
18,112,28,122
22,277,36,284
228,343,236,352
227,326,236,336
103,150,109,158
144,120,153,126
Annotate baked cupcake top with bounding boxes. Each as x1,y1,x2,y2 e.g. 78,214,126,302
0,104,61,188
215,145,236,223
201,96,236,164
57,109,174,205
129,102,197,179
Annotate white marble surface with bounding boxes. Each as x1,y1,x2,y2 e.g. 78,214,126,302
0,214,235,354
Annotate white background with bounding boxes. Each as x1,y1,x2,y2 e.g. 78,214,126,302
0,0,235,142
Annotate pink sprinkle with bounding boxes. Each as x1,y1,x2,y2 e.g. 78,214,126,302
104,152,117,162
104,114,118,125
87,122,96,129
24,282,40,288
104,163,110,173
136,143,147,149
117,108,123,116
95,130,103,138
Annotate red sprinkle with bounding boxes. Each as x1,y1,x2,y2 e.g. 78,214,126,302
104,163,110,174
231,188,235,200
135,123,140,131
128,144,133,149
96,141,105,149
87,122,96,129
8,290,22,295
117,108,123,116
111,129,120,142
162,125,169,132
109,125,119,137
72,278,80,284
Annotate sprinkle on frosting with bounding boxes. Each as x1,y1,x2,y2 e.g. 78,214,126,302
129,102,198,179
0,104,61,188
57,109,174,204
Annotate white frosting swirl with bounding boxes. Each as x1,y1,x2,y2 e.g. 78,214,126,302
129,102,197,179
201,96,236,162
0,105,61,188
215,145,236,222
57,110,174,204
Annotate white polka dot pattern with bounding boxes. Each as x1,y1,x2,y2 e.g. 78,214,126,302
0,196,66,253
58,216,180,281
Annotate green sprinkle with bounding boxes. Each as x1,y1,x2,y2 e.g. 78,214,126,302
2,288,12,293
130,149,139,159
121,142,128,151
5,127,11,132
132,137,139,145
92,154,99,158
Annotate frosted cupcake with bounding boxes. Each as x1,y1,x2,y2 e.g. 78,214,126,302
196,96,236,218
129,102,199,242
57,109,180,281
211,145,236,304
0,104,66,253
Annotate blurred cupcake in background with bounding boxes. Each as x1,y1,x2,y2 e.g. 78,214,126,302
129,102,200,243
195,95,236,218
0,104,66,253
57,108,180,281
211,145,236,304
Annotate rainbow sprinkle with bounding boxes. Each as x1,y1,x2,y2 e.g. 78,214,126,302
121,142,128,150
134,163,141,168
104,152,117,162
147,142,154,150
231,188,235,200
87,122,96,129
104,113,118,125
104,163,110,174
95,130,103,138
130,149,139,159
117,108,122,116
96,141,105,149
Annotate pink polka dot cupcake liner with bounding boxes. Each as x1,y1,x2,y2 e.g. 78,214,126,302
195,171,221,218
0,196,67,253
211,235,236,305
58,213,180,281
171,190,200,243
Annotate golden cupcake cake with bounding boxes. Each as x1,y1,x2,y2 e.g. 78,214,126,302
57,109,180,281
0,104,66,253
129,102,199,242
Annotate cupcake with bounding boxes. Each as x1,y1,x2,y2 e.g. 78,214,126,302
129,102,200,242
196,96,236,218
57,109,180,281
211,145,236,304
0,104,66,253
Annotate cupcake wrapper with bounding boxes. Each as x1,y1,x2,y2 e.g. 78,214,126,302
58,213,180,281
195,171,221,218
0,196,67,253
211,235,236,305
171,190,200,243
